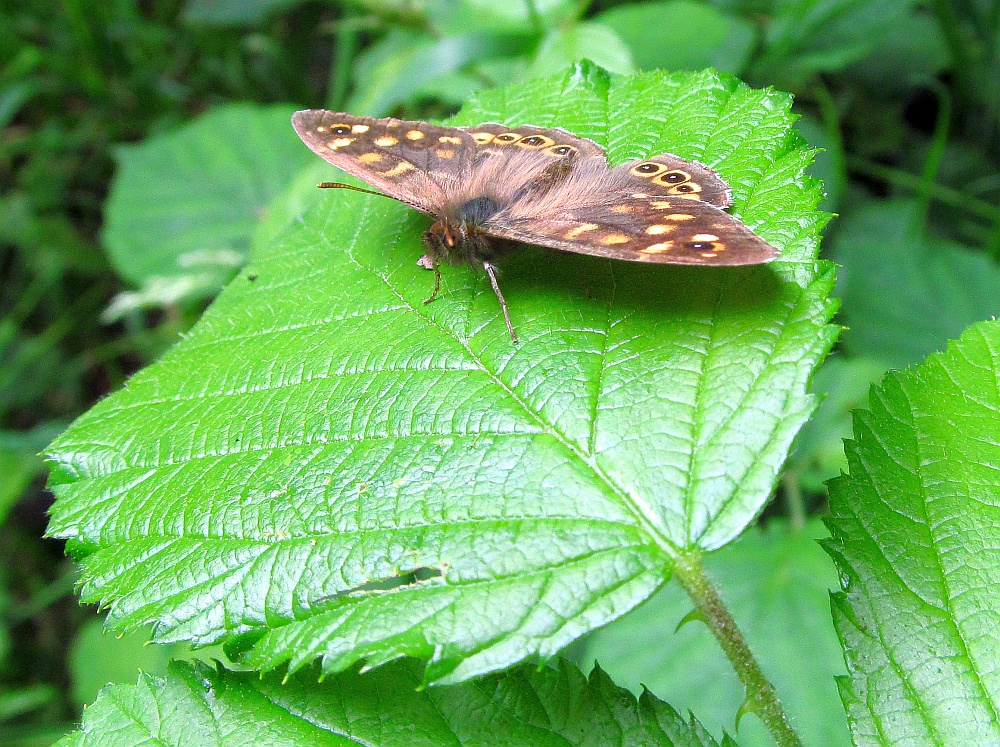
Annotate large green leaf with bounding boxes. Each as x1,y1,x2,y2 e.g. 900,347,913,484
826,320,1000,744
573,520,850,747
46,65,835,685
101,104,315,312
55,658,738,747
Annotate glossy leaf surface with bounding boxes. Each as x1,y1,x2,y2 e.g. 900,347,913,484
827,320,1000,744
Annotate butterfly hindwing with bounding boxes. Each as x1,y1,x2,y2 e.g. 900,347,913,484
483,194,777,265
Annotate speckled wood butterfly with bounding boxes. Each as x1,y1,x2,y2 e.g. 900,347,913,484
292,110,779,342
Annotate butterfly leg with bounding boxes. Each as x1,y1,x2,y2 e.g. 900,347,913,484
417,254,442,305
483,261,518,344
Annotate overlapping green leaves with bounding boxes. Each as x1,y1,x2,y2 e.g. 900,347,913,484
55,659,738,747
46,65,834,685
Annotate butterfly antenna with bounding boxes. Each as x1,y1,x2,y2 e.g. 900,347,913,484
316,182,388,198
483,261,518,344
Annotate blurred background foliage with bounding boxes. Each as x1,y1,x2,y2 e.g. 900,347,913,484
1,0,998,743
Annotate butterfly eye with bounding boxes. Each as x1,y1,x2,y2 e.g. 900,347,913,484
330,125,352,136
495,133,520,143
631,162,666,177
673,184,698,193
662,171,687,183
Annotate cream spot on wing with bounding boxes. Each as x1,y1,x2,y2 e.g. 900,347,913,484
565,223,598,239
601,234,630,245
439,136,463,144
381,162,414,177
405,130,424,140
358,152,382,164
692,233,720,241
375,136,398,147
646,224,674,235
643,242,674,253
700,252,718,258
651,200,672,208
435,148,455,158
329,137,354,149
611,205,636,213
665,213,695,221
631,193,650,199
351,124,370,134
316,126,326,133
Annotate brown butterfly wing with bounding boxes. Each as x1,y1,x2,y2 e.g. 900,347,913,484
480,156,777,265
292,110,477,214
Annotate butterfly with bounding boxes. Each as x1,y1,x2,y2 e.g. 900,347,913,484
292,111,779,343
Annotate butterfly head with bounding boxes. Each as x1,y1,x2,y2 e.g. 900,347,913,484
423,195,508,263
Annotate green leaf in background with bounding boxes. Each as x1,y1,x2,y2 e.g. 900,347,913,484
425,0,577,35
844,10,948,93
596,1,755,74
825,320,1000,744
55,658,738,747
46,65,835,686
0,424,63,525
68,619,227,709
101,103,316,315
754,0,921,83
531,24,636,77
347,29,534,117
182,0,305,25
573,520,850,747
832,200,1000,367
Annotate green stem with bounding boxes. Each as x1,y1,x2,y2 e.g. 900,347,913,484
782,472,806,531
847,156,1000,224
523,0,544,35
927,0,976,88
910,79,952,239
673,552,803,747
326,13,360,110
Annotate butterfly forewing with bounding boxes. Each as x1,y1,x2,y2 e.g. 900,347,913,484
457,123,606,158
291,111,475,214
